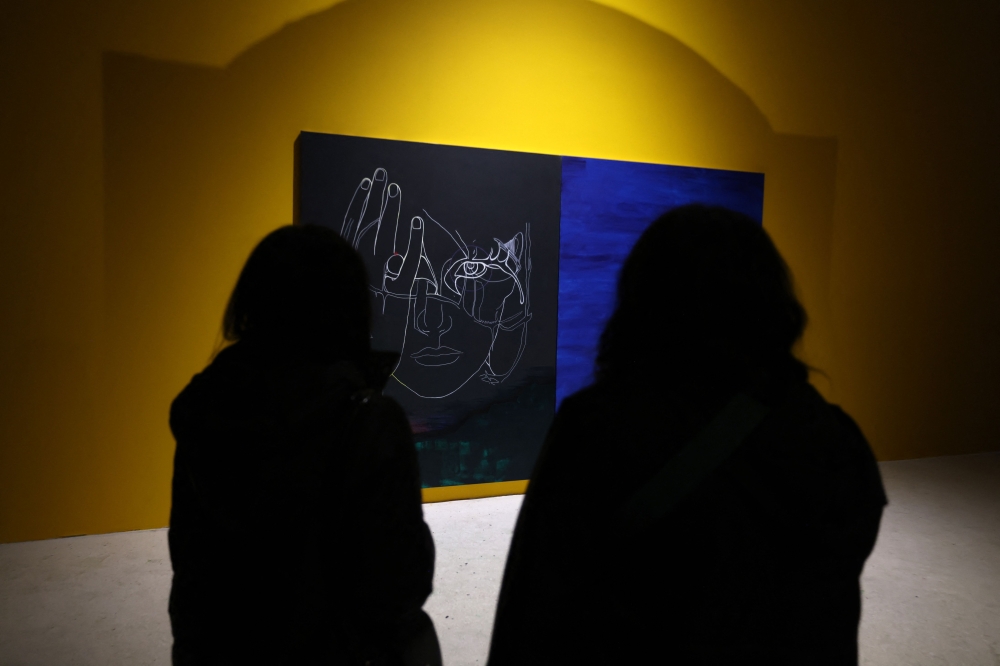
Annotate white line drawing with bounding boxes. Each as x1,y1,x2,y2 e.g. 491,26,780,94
340,168,532,399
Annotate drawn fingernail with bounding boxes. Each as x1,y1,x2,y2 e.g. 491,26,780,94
374,168,386,181
388,183,400,197
361,178,371,191
412,216,423,230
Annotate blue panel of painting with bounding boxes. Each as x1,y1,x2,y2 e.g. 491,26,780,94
556,157,765,407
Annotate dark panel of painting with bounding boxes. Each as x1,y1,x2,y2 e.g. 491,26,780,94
297,132,561,487
556,157,765,407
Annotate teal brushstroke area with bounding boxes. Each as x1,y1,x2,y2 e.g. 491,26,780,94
414,376,555,488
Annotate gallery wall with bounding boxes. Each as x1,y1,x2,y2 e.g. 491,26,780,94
1,0,997,543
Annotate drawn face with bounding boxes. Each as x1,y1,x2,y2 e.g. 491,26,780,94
391,216,531,398
392,281,495,397
345,170,532,400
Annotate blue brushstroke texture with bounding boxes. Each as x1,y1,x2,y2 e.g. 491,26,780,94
556,157,765,407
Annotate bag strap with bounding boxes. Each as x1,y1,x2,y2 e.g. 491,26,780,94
620,392,770,533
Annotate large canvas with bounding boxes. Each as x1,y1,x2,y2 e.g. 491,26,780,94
297,133,561,488
296,132,764,490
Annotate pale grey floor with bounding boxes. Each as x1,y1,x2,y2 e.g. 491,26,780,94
857,454,1000,665
1,453,998,665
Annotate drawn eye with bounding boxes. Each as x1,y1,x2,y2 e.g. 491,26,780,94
459,261,488,279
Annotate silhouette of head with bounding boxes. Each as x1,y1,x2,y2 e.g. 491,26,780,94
596,205,806,390
223,224,371,358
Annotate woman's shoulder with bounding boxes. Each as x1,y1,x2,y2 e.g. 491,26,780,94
169,343,268,443
543,384,623,457
745,380,887,509
771,382,874,457
555,381,624,424
352,389,411,438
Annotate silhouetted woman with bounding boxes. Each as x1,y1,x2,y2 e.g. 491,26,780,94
168,225,440,665
488,205,886,665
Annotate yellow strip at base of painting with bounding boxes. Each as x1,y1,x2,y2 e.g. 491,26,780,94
421,480,529,504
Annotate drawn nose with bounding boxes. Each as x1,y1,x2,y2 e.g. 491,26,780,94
413,280,453,341
413,280,440,331
424,298,447,334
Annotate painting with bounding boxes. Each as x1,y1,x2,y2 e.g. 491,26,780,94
297,132,561,488
296,132,764,490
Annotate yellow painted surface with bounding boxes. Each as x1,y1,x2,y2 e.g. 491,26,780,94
422,481,529,504
1,0,997,542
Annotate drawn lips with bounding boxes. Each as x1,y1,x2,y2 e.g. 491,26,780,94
411,346,463,367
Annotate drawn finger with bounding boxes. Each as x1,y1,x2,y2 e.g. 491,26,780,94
385,216,425,295
373,182,401,260
354,168,388,246
342,177,372,241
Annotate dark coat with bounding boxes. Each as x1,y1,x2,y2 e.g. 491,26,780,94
488,376,887,665
168,342,435,665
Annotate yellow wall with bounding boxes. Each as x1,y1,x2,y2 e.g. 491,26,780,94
1,0,997,543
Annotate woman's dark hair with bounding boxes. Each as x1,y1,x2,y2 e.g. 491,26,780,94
596,204,807,391
222,224,371,358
